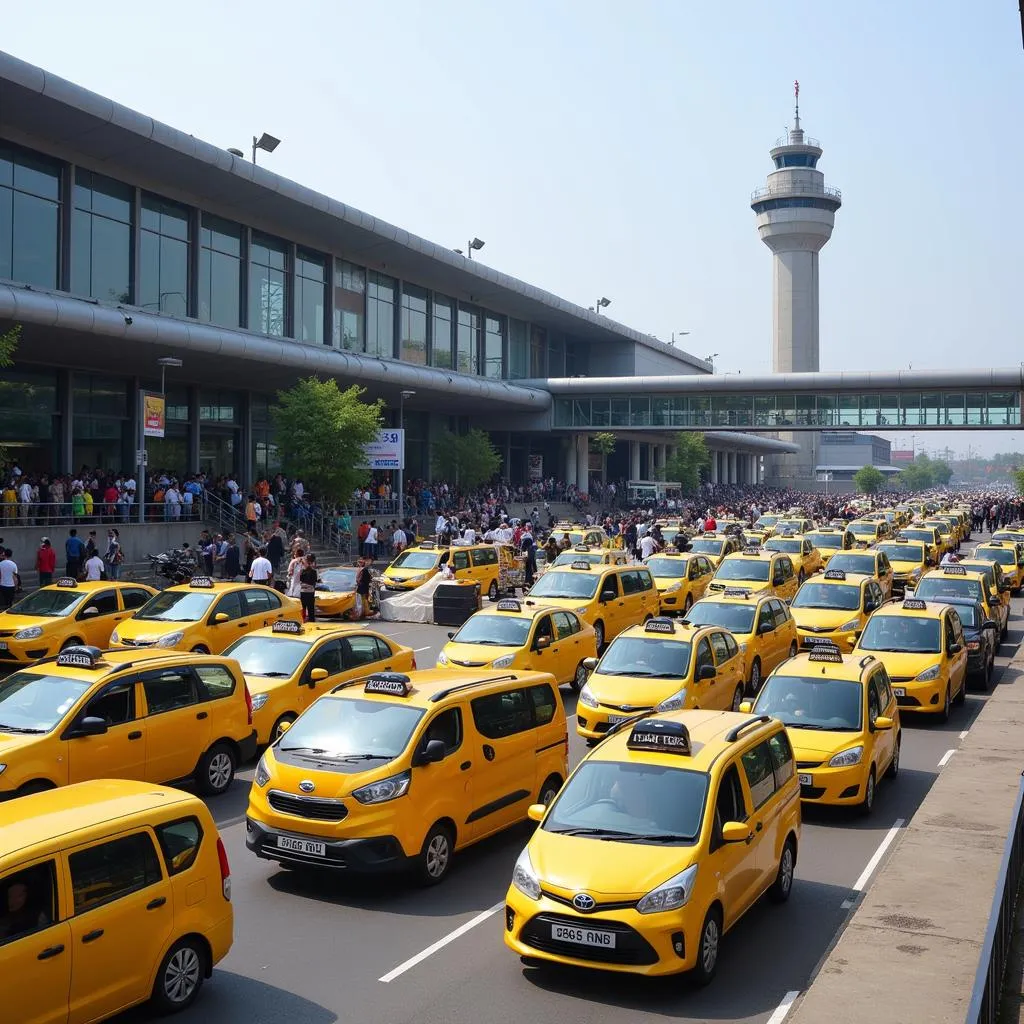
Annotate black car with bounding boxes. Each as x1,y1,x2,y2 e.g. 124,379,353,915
930,597,998,690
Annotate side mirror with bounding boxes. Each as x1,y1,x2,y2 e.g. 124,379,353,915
276,719,291,735
949,642,963,655
81,606,99,617
535,635,552,651
71,715,107,738
527,803,547,823
721,821,750,843
414,738,446,766
447,632,455,640
582,656,598,671
854,629,863,640
310,668,328,683
758,622,773,635
213,612,229,624
873,715,894,731
698,664,716,681
864,601,878,613
600,589,616,602
738,700,753,713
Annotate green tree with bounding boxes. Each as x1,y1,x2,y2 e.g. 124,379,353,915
431,429,501,491
663,433,710,493
1013,468,1024,495
930,460,953,486
590,432,617,456
270,378,382,501
853,464,885,494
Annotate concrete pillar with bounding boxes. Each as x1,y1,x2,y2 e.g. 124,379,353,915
727,451,736,484
630,441,641,481
750,454,758,485
576,433,589,493
566,436,577,487
188,386,201,473
710,450,719,484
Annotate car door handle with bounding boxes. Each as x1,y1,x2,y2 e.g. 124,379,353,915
237,622,248,628
460,761,471,771
755,821,763,832
82,929,104,943
147,897,167,910
37,944,64,960
196,711,208,720
113,614,125,621
128,730,142,740
483,744,496,761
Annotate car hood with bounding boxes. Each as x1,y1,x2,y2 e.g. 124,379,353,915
854,650,940,679
785,726,864,761
791,607,858,631
888,560,925,575
113,618,190,641
586,672,687,709
0,732,40,758
0,613,55,631
383,566,436,581
441,641,521,669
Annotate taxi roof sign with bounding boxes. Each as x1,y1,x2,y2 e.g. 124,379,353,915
189,576,215,588
418,541,436,549
574,545,591,553
55,577,79,588
627,718,691,756
272,620,304,634
942,565,968,576
55,644,104,669
644,617,675,634
902,598,927,610
495,598,522,612
570,560,592,570
823,569,847,580
722,587,752,598
808,647,844,663
364,672,412,697
741,546,762,556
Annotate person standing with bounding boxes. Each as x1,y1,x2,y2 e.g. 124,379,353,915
354,557,372,619
298,554,318,622
224,535,241,580
65,529,85,579
248,547,273,584
521,524,537,587
35,538,56,588
285,544,305,599
0,549,18,608
364,520,378,563
83,549,105,582
103,529,122,581
267,523,286,577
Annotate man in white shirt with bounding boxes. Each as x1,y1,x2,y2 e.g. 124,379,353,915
248,549,274,583
84,551,105,581
364,522,378,561
435,513,447,537
17,480,31,523
164,483,181,520
0,549,18,608
463,525,476,544
639,532,659,560
392,525,407,554
227,478,241,506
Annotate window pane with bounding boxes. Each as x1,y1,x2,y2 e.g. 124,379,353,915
333,260,365,351
12,191,59,288
431,295,453,369
296,251,325,344
139,195,191,316
484,316,504,379
69,833,162,915
508,318,529,379
457,306,480,375
155,818,203,876
199,215,242,327
366,271,396,358
401,284,428,364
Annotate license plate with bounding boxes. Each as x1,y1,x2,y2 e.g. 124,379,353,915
275,835,326,857
799,773,813,786
606,715,626,726
552,923,616,948
803,637,832,647
893,687,906,697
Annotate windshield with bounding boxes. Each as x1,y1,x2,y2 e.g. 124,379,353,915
807,533,843,550
791,583,861,611
595,637,691,678
451,615,531,647
878,544,924,563
317,569,357,592
714,559,770,582
766,539,802,553
980,549,1017,567
689,539,724,555
939,602,978,628
902,530,936,545
755,516,779,527
754,675,862,731
684,601,755,634
391,551,439,571
858,615,941,653
646,557,689,578
925,522,951,536
133,590,216,622
222,636,307,677
528,571,599,600
994,533,1024,545
278,696,425,761
0,672,91,733
6,589,83,618
544,761,706,844
827,554,877,576
849,523,877,537
552,551,601,567
915,577,983,604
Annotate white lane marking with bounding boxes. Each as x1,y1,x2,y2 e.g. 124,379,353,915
840,898,856,910
959,730,969,740
938,749,955,768
414,646,433,652
766,990,801,1024
379,902,504,983
849,818,906,895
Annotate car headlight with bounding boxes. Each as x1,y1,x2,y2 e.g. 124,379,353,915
839,618,861,631
13,626,43,640
437,651,449,666
155,631,185,648
636,864,698,915
110,629,120,644
353,769,411,805
254,755,271,787
0,763,6,776
575,607,589,615
665,582,682,593
491,654,515,668
655,688,688,712
250,692,270,711
966,641,981,650
829,746,864,768
736,642,748,653
579,684,599,709
512,847,541,900
916,664,941,681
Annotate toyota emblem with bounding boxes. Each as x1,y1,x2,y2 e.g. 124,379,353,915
572,893,596,912
298,780,316,793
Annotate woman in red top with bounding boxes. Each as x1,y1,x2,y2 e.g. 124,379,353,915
35,538,56,587
103,483,118,521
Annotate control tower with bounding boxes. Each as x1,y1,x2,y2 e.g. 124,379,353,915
751,82,841,483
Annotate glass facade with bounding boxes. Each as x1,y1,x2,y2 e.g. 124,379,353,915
0,141,61,288
333,260,365,351
72,374,131,470
295,250,326,344
139,193,190,317
400,284,428,365
431,295,454,369
249,233,288,336
199,214,242,328
0,369,58,471
366,271,396,358
508,319,529,379
530,325,546,377
457,305,480,375
484,316,504,379
71,169,132,304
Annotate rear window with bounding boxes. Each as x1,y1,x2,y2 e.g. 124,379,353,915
472,548,498,566
155,817,203,875
195,663,237,699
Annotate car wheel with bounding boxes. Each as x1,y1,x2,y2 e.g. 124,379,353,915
886,734,900,779
191,644,210,654
954,673,966,705
571,662,588,693
271,713,297,742
488,581,498,602
593,620,605,651
859,767,876,816
789,641,798,658
539,774,562,807
415,822,454,886
749,658,762,694
939,685,951,723
150,937,206,1013
197,742,236,796
683,595,693,615
691,907,722,986
731,685,744,712
768,836,797,903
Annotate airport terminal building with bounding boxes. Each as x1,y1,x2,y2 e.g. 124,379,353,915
0,51,793,493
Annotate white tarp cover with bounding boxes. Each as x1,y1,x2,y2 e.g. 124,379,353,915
378,573,446,623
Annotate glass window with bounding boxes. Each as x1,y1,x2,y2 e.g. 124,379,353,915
529,325,546,377
139,194,190,318
710,632,731,664
249,232,288,336
400,284,428,364
69,833,162,915
343,634,387,670
295,250,325,344
713,764,748,842
431,294,454,368
85,682,136,726
547,333,564,377
142,668,199,715
508,319,529,379
121,588,152,610
0,862,56,945
198,214,242,328
80,591,119,617
457,305,480,375
422,707,462,752
471,688,535,739
71,169,132,304
155,818,203,876
0,142,61,289
365,271,396,358
243,588,276,616
194,664,237,699
740,741,776,810
213,591,244,621
308,639,344,677
333,259,365,351
767,732,795,785
484,316,504,379
529,683,557,726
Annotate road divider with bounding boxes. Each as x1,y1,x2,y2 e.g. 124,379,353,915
840,818,905,910
938,749,955,768
766,989,801,1024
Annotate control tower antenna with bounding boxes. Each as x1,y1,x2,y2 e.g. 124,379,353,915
794,79,800,131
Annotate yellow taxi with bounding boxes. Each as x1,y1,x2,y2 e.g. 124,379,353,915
975,541,1024,594
380,541,504,600
109,576,302,654
992,528,1024,549
803,527,853,566
0,779,233,1021
789,568,886,652
821,549,895,601
547,546,629,571
875,537,930,597
223,620,417,744
438,597,597,692
551,524,609,549
654,521,689,549
741,528,770,548
745,646,900,814
706,548,798,602
247,669,568,884
687,533,743,567
685,589,798,694
923,518,958,556
312,566,360,619
505,710,801,982
644,549,716,616
0,643,257,800
524,561,657,651
915,561,1009,639
753,513,781,537
847,519,889,549
776,516,815,536
898,525,942,564
763,534,823,582
0,578,158,665
957,557,1012,637
932,512,967,545
577,617,748,741
852,597,967,722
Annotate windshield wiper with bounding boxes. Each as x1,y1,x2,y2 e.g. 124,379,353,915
251,671,292,677
617,833,693,843
0,724,45,734
783,722,831,730
547,826,635,838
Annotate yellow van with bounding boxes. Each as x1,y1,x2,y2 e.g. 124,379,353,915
381,541,504,600
0,779,233,1019
247,669,568,884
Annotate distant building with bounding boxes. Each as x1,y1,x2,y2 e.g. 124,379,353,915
815,432,899,484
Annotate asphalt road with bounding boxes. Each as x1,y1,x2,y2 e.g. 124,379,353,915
118,537,1022,1024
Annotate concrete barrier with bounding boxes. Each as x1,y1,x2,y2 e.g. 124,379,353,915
790,647,1024,1024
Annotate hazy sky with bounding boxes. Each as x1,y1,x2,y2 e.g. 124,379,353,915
5,1,1023,457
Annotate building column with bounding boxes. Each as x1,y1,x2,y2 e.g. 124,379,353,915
749,454,758,485
630,441,641,481
710,449,719,485
188,386,201,473
566,436,577,487
576,433,589,493
240,392,253,489
727,451,736,484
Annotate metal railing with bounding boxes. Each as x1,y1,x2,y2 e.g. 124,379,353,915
0,500,206,528
773,134,821,149
751,182,842,202
967,769,1024,1023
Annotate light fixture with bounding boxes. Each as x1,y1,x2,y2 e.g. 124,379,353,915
465,237,485,260
227,147,245,158
595,296,611,314
251,132,281,164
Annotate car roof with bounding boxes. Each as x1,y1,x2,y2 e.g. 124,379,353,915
35,580,151,593
239,621,384,642
17,646,233,678
473,602,558,620
693,589,771,605
721,549,782,563
165,579,254,592
774,650,874,680
870,598,949,620
616,619,710,641
326,668,557,709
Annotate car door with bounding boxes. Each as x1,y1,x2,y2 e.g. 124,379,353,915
139,665,210,783
876,553,893,599
946,611,968,696
450,549,472,581
597,571,623,638
708,631,741,709
117,587,153,618
244,587,287,628
738,739,781,904
63,830,173,1024
868,667,895,770
549,612,580,684
408,706,470,847
75,589,121,647
709,760,761,929
299,638,346,712
0,859,70,1024
636,568,656,619
207,589,250,652
340,634,394,675
691,636,716,708
65,680,146,785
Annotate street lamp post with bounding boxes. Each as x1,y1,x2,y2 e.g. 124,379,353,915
251,132,281,164
466,238,485,259
595,296,611,315
397,390,415,517
705,352,719,372
138,357,183,524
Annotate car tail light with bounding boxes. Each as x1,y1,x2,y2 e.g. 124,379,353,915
216,837,232,900
243,683,253,726
411,655,417,670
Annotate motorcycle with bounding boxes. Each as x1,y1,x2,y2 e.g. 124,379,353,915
147,548,197,585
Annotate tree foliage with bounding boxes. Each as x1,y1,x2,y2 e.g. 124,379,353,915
590,432,617,456
1013,469,1024,495
853,464,885,494
897,453,952,491
431,429,501,491
270,378,382,501
663,433,711,493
